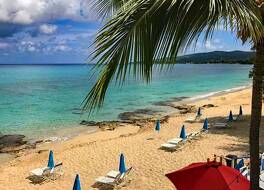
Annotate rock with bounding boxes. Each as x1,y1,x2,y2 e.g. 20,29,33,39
0,135,27,148
80,120,97,125
37,149,49,154
173,104,196,114
118,109,159,120
202,104,216,108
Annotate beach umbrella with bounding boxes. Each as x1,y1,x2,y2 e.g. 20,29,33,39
239,106,243,115
155,120,160,132
203,118,208,130
228,110,233,122
235,159,244,171
166,161,249,190
261,157,264,171
180,125,187,139
119,153,126,174
47,150,55,169
197,107,202,116
73,174,82,190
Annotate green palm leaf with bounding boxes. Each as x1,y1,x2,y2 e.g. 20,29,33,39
84,0,263,112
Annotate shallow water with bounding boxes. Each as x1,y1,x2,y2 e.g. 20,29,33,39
0,64,252,138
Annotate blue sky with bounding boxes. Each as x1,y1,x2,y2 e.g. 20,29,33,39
0,0,252,64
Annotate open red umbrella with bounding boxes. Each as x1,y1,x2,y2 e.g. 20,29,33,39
165,161,249,190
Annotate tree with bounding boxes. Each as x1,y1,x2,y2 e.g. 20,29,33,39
85,1,264,189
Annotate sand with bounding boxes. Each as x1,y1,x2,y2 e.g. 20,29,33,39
0,88,264,190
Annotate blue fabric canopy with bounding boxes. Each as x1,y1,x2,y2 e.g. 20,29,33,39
47,150,55,169
180,125,187,139
228,111,233,122
119,153,126,174
155,120,160,132
197,107,202,116
235,159,244,171
261,158,264,171
73,174,82,190
203,118,208,130
239,105,243,115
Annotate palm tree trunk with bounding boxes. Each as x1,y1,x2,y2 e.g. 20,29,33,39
250,43,264,190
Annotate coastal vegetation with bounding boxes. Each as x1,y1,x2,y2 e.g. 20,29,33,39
176,51,254,64
85,0,264,189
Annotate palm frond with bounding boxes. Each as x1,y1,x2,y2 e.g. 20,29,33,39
84,0,263,112
91,0,128,18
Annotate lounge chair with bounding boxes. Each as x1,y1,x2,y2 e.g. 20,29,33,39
213,122,229,129
30,162,63,179
167,138,183,144
188,132,201,138
96,167,132,186
161,143,178,150
185,116,201,123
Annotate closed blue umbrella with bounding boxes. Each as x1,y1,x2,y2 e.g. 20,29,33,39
180,125,187,139
203,118,208,130
73,174,82,190
119,153,126,174
235,159,244,171
197,107,202,116
261,158,264,171
155,120,160,132
239,106,243,115
47,150,55,169
228,111,233,122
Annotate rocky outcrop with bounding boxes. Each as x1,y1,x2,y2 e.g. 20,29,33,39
173,104,196,114
118,109,160,120
0,134,27,153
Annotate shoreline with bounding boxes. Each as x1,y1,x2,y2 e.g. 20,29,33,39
0,84,252,163
1,87,262,189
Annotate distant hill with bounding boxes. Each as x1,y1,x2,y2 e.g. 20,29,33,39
176,51,255,64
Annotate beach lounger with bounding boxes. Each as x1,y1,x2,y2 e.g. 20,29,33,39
30,162,63,179
214,122,229,128
185,116,201,122
106,167,132,179
188,132,200,138
226,116,237,121
167,138,183,144
96,167,132,186
161,143,178,150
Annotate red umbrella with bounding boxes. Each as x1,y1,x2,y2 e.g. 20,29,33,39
165,161,249,190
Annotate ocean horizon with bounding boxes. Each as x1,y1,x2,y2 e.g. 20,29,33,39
0,64,252,139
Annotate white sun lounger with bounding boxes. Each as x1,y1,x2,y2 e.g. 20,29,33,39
96,175,122,185
30,167,54,177
214,122,228,128
188,132,200,138
185,115,201,122
30,162,62,178
167,138,183,144
96,167,132,186
226,116,237,121
161,143,178,149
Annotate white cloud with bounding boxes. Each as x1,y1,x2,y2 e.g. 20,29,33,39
0,42,9,49
205,40,217,50
53,45,72,51
39,24,58,34
19,40,39,52
0,0,95,25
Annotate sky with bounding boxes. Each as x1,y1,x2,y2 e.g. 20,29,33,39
0,0,253,64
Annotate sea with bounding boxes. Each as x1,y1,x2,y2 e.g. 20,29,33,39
0,64,252,139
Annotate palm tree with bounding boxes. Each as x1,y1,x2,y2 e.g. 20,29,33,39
85,1,264,189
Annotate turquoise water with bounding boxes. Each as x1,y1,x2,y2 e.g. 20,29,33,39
0,64,252,138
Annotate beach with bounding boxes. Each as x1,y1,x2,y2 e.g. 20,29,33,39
0,87,262,190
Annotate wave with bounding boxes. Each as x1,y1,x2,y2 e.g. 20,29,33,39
188,85,251,101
